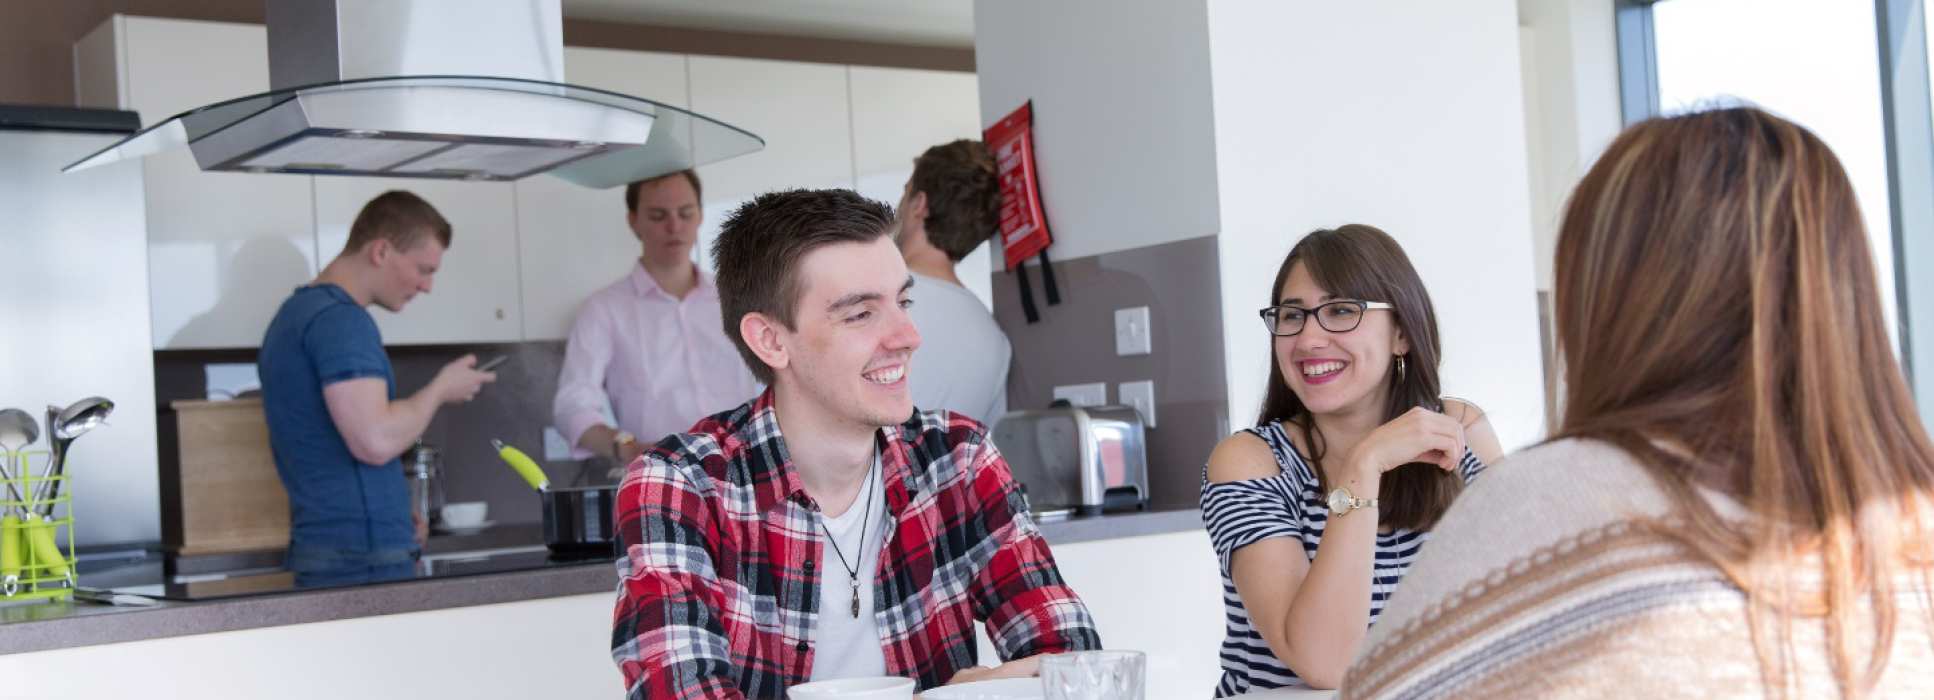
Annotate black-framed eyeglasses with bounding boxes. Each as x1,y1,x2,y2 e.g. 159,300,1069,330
1257,300,1394,337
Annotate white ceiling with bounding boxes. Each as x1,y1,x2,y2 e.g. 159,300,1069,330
560,0,976,48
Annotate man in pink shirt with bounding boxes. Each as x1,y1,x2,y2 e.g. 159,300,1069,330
552,170,762,466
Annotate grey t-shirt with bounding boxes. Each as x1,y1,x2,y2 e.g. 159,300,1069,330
907,272,1011,424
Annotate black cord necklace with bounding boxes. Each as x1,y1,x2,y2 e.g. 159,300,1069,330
817,461,876,618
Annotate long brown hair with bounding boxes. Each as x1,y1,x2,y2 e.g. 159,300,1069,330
1258,224,1459,531
1554,106,1934,696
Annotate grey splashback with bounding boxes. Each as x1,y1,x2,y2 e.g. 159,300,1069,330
991,235,1229,511
1,123,158,547
155,341,593,530
150,235,1235,528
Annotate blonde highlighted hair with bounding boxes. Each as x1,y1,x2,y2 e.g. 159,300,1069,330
1554,106,1934,697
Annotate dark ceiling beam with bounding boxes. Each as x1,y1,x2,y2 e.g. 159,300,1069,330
563,18,973,72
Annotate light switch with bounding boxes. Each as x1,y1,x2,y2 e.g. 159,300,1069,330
542,426,573,461
1115,306,1152,356
1052,382,1108,407
1119,380,1156,428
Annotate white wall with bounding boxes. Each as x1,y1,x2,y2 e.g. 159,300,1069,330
1209,0,1550,450
1517,0,1623,292
970,0,1221,262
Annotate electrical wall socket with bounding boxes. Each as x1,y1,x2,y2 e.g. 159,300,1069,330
1115,306,1153,356
1052,382,1109,407
1119,380,1156,428
542,426,573,461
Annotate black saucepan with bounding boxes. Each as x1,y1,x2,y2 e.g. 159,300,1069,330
493,439,617,556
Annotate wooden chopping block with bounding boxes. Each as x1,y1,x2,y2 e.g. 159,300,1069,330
161,398,289,556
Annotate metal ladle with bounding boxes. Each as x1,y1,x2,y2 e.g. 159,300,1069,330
0,408,34,480
35,397,114,517
0,409,37,508
27,398,113,585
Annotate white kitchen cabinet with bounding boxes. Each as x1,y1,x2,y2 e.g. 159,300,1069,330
2,530,1218,700
312,178,523,345
76,17,983,347
688,56,855,274
515,48,692,341
75,16,320,349
847,66,994,310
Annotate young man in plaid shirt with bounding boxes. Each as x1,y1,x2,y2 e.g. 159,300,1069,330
609,189,1101,698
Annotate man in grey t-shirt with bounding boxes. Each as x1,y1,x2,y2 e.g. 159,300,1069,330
892,139,1011,424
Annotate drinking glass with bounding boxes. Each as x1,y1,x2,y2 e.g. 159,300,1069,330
1040,650,1145,700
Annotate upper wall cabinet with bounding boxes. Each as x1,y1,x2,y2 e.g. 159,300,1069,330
77,17,319,349
313,178,523,345
687,56,855,274
846,66,992,309
75,15,984,345
848,66,983,202
516,48,692,341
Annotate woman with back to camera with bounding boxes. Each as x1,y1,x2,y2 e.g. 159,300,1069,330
1199,224,1505,695
1342,106,1934,698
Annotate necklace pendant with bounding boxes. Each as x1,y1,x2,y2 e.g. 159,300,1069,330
850,580,861,618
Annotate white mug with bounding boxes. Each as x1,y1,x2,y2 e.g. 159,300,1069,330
787,676,916,700
440,501,488,528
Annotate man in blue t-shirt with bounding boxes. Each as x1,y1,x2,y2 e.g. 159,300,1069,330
259,190,496,587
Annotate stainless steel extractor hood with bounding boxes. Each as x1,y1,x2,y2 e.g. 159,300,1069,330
64,0,762,187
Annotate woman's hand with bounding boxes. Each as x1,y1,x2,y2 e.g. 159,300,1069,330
1343,407,1467,482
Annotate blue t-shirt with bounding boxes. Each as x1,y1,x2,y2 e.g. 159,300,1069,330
258,284,414,553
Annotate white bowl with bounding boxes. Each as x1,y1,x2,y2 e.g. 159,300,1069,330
440,501,488,528
787,676,915,700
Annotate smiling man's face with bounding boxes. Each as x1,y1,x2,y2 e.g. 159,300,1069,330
775,236,923,430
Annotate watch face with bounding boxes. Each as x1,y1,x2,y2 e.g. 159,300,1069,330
1327,488,1350,513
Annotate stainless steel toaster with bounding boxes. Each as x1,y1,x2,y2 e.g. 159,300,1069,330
992,404,1150,517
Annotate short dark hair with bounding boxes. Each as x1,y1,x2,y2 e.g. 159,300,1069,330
624,169,703,213
907,140,1001,262
712,189,896,383
343,190,450,254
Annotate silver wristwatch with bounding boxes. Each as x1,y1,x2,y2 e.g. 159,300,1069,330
1327,486,1378,516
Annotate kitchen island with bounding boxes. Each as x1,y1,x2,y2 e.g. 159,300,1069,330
0,508,1218,699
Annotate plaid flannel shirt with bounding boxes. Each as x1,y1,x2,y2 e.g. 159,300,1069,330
610,389,1101,699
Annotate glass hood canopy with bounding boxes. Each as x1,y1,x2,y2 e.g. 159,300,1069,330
64,75,764,188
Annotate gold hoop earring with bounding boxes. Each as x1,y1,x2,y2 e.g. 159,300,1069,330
1396,356,1406,383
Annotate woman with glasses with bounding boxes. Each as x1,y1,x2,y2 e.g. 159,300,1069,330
1199,224,1504,696
1341,108,1934,698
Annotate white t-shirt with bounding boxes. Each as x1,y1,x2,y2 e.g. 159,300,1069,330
808,452,889,681
907,272,1011,424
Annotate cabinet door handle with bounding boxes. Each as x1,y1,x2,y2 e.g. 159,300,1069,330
495,308,505,320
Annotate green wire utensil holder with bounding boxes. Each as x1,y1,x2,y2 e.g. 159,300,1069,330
1,450,75,603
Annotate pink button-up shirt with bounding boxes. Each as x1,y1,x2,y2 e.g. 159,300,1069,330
553,263,762,457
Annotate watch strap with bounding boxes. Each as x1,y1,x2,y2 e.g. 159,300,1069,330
612,431,637,461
